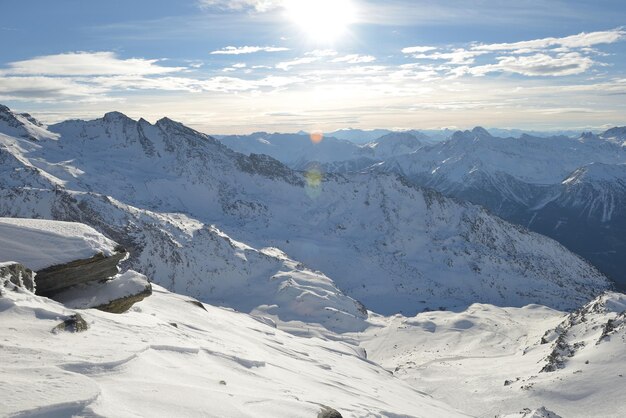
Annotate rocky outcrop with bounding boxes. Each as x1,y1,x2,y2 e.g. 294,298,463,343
52,314,89,333
317,407,343,418
0,262,35,292
35,248,127,297
52,270,152,314
94,286,151,313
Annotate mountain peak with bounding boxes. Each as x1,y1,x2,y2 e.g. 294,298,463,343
471,126,492,137
103,111,134,123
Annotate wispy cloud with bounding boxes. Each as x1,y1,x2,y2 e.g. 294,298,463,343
0,52,184,76
276,57,319,71
210,45,290,55
401,46,437,54
457,52,595,77
402,28,626,77
198,0,280,12
331,54,377,64
472,28,626,52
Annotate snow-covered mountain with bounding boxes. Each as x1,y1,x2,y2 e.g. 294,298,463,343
218,130,429,168
369,128,626,288
0,105,612,318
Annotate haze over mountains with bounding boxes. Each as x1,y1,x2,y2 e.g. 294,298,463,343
1,104,625,417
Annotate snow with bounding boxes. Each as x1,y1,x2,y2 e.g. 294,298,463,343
53,270,150,309
355,294,626,418
0,218,117,270
0,284,470,418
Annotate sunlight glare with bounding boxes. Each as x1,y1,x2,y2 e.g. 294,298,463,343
284,0,357,42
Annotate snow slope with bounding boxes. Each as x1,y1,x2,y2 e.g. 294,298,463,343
0,217,117,270
0,106,612,316
356,292,626,418
0,283,470,418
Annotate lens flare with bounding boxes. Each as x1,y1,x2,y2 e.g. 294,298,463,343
310,130,324,144
304,163,323,199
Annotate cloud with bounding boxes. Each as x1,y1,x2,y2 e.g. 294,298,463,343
407,48,487,65
276,57,319,71
210,45,290,55
306,49,338,57
331,54,377,64
198,0,280,12
401,46,437,54
0,76,108,101
0,52,185,76
472,28,626,52
464,52,595,77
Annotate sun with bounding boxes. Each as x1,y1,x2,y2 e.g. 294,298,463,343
284,0,357,43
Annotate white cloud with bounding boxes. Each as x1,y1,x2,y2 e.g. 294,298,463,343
401,46,437,54
472,28,626,52
306,49,338,57
276,57,319,71
198,0,280,12
331,54,377,64
0,52,184,76
465,52,595,77
0,76,108,101
210,46,290,55
408,49,487,65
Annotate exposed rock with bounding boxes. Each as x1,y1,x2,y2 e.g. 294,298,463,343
52,270,152,314
35,249,127,297
0,262,35,292
52,314,88,333
317,406,343,418
94,283,152,314
187,299,208,311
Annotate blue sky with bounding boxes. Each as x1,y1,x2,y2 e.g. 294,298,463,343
0,0,625,133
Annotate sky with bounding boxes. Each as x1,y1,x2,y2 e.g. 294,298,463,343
0,0,625,134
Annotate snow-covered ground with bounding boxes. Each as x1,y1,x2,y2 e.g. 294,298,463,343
0,284,470,418
357,294,626,418
0,217,117,270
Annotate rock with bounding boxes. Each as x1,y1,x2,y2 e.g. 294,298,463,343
52,270,152,314
0,262,35,292
52,314,88,333
317,406,343,418
35,249,127,297
94,284,152,314
187,299,208,311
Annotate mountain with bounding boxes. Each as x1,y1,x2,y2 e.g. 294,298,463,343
0,105,612,319
372,128,626,288
218,132,362,165
219,130,431,175
326,128,394,143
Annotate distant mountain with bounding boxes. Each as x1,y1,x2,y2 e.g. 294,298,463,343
326,128,394,143
373,127,626,289
219,130,429,171
0,105,611,318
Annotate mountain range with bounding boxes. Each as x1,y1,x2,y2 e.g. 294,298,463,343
218,124,626,290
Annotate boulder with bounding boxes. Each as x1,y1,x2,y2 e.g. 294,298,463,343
52,270,152,314
35,249,127,297
0,262,35,292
